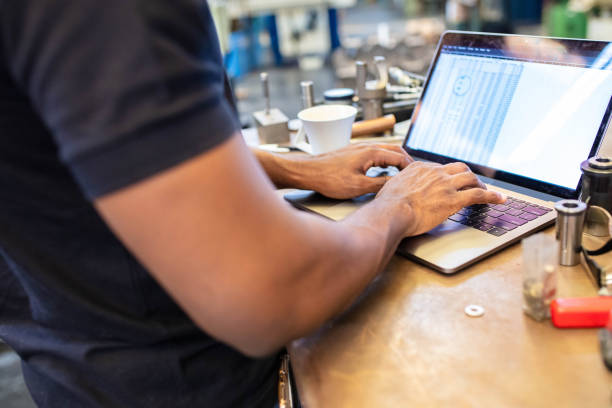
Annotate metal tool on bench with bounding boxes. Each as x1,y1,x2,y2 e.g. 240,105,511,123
555,199,588,266
574,156,612,290
300,81,315,109
355,56,388,121
580,156,612,237
300,61,422,125
573,155,612,369
252,72,290,145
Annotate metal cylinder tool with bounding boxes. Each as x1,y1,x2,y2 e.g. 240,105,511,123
580,156,612,211
260,72,270,113
300,81,315,109
355,57,387,121
580,156,612,236
555,199,587,266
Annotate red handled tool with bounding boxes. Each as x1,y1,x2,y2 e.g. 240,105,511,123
550,297,612,328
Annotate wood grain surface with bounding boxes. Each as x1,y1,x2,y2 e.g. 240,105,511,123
289,227,612,408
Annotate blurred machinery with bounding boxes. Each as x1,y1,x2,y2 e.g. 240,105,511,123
548,0,612,39
214,0,357,77
445,0,543,33
356,58,388,120
233,0,612,130
589,0,612,40
321,55,424,123
331,16,444,80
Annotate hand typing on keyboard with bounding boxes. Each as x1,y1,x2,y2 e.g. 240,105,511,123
374,161,506,237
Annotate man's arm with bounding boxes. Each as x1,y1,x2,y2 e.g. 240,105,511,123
95,132,504,357
251,143,413,199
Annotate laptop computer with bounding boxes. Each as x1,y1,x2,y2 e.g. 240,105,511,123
286,31,612,273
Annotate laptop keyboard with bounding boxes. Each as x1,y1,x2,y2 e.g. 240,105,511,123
448,196,553,236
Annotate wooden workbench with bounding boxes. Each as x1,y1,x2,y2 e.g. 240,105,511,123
288,228,612,407
258,119,612,407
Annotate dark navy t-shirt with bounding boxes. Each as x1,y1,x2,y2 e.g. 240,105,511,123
0,1,278,406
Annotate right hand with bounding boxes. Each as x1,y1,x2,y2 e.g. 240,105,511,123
375,161,506,237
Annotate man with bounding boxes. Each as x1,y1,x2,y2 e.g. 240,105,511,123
0,1,504,407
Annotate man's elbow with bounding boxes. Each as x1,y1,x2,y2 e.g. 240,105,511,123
192,313,295,358
216,326,290,358
232,337,286,358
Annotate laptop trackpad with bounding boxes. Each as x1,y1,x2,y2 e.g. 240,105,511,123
399,220,496,273
284,190,374,221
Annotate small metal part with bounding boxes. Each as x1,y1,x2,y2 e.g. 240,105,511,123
588,156,612,170
373,56,388,89
464,304,485,317
252,109,290,144
555,199,587,266
388,66,425,87
300,81,315,109
355,58,387,120
260,72,270,114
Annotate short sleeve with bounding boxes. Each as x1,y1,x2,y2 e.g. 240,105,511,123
1,0,240,198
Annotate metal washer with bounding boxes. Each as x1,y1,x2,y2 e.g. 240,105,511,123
465,304,485,318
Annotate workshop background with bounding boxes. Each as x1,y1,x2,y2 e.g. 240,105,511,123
1,0,611,406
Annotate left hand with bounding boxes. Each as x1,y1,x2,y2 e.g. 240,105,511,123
295,143,413,199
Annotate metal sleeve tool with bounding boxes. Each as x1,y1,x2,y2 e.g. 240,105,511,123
555,200,587,266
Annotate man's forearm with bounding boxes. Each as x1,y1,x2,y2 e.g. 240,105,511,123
251,147,311,190
242,147,412,353
251,143,413,200
267,200,411,352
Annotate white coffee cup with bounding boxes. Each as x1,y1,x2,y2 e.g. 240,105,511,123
297,105,357,155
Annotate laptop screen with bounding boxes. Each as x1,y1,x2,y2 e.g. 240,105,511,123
404,32,612,198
